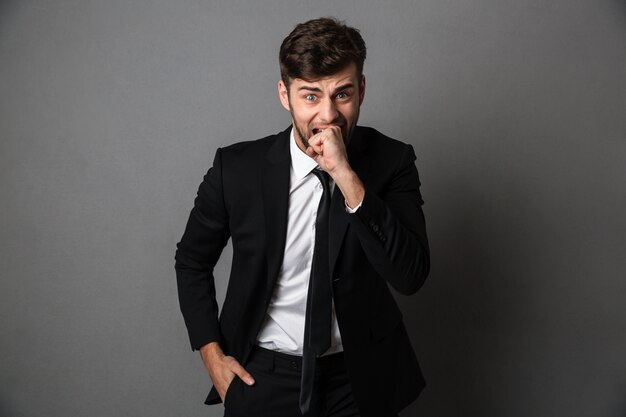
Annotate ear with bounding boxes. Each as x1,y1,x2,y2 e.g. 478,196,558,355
278,80,291,111
359,75,366,105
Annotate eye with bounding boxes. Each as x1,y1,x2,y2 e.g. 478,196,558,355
305,94,317,101
336,91,350,100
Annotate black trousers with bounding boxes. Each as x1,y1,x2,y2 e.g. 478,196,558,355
223,346,391,417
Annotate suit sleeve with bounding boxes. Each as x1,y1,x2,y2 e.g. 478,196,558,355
349,144,430,295
175,148,230,350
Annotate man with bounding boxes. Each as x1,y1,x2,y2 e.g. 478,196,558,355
176,17,430,417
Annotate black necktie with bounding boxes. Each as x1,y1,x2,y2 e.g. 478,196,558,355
300,168,333,414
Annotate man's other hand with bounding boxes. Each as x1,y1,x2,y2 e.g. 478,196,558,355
199,342,255,402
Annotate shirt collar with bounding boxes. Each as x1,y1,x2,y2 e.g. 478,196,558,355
289,127,319,182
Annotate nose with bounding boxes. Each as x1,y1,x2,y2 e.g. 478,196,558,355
319,98,339,124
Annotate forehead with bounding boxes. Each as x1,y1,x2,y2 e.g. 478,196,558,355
290,63,359,90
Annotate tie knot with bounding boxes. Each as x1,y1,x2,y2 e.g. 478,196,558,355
311,168,331,193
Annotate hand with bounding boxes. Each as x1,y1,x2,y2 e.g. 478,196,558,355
305,127,365,208
304,126,350,176
199,342,255,402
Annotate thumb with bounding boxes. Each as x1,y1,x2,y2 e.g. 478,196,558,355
231,361,255,386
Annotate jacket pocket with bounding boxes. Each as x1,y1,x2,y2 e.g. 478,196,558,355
223,376,240,410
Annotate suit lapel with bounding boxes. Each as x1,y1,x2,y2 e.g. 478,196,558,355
262,128,291,290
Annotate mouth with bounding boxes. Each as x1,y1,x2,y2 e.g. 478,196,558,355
312,125,343,135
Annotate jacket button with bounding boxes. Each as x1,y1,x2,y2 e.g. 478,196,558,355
372,224,379,232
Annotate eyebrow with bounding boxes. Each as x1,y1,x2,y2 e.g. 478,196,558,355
297,83,355,95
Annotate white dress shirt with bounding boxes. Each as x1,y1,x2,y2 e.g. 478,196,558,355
256,128,346,356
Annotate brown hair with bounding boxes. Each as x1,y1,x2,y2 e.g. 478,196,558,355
279,17,367,88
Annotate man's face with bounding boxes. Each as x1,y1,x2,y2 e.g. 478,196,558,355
278,62,366,152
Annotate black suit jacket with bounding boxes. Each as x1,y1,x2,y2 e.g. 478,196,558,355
175,126,430,417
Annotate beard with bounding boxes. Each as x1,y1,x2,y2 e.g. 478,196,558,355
293,123,313,150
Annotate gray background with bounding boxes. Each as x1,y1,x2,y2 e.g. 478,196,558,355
1,0,625,416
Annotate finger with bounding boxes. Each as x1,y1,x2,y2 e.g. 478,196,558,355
321,126,341,142
307,134,324,148
305,147,317,158
311,143,324,156
305,143,324,158
323,126,338,138
309,136,325,151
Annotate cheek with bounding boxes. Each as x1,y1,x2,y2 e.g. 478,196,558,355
301,114,317,127
293,106,314,121
341,106,358,121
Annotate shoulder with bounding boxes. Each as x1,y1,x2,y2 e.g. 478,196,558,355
219,127,289,163
351,126,415,160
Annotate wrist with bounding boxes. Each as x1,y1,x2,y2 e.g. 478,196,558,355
333,168,365,209
200,341,224,361
330,164,354,183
